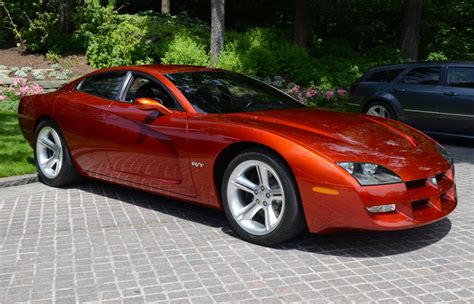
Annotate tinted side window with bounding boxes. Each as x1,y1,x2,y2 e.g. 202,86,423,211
79,72,127,99
124,75,178,109
166,72,302,114
401,67,441,85
448,67,474,89
366,69,404,82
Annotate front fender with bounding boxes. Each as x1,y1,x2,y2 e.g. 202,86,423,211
186,117,357,232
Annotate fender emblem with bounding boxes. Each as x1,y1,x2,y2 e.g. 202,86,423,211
429,177,438,186
191,162,204,168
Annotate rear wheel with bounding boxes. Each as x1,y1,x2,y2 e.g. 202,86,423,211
34,120,82,187
221,149,305,246
364,101,396,120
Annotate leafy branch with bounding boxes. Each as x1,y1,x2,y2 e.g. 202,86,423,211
0,0,25,47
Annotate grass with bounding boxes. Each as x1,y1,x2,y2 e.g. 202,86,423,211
0,112,36,177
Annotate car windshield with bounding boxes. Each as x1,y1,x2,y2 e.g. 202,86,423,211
165,71,304,114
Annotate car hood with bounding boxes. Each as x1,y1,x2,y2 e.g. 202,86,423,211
222,108,450,181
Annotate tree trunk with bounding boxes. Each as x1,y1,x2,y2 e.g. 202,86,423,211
161,0,170,15
58,0,73,35
210,0,225,66
401,0,423,61
293,0,309,48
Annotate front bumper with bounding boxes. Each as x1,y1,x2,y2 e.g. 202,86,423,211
303,167,457,233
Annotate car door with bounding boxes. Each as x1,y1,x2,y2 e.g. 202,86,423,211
54,71,128,174
438,66,474,137
105,71,196,197
391,66,443,131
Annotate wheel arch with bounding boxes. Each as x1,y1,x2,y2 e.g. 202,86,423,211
34,115,56,132
362,93,405,120
213,141,299,206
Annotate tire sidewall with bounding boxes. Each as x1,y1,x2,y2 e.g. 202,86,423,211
221,149,305,246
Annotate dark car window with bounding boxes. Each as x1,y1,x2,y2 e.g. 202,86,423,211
448,67,474,89
401,67,441,85
366,69,404,82
79,72,128,100
124,74,179,109
166,72,304,114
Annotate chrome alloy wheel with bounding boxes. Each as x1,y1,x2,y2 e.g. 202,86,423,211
227,160,285,236
36,126,63,179
366,105,391,118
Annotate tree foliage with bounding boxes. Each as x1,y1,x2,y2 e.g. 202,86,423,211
0,0,472,87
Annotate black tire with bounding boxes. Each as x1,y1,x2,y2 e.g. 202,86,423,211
33,119,82,187
221,149,306,246
363,100,397,120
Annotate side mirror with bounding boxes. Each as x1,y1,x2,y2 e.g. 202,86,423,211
134,97,172,115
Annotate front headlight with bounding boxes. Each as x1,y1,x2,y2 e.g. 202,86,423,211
437,144,454,165
337,162,402,186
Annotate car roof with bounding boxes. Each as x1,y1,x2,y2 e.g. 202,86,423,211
369,61,474,72
92,64,221,75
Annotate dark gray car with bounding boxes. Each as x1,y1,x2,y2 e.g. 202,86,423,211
348,61,474,139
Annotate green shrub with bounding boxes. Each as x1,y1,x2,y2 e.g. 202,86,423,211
426,51,448,62
21,12,68,53
0,93,20,113
161,33,209,66
218,28,318,84
217,28,400,88
75,1,209,68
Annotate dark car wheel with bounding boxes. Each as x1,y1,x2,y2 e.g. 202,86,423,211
364,101,397,120
221,149,306,246
34,119,82,187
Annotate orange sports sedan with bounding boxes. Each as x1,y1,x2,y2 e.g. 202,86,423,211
18,65,457,245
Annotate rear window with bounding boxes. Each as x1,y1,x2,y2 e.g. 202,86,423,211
401,67,441,85
448,67,474,89
366,69,404,82
78,72,128,100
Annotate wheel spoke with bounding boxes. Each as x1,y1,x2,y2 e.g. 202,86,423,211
237,200,262,221
264,206,278,231
256,165,270,189
42,156,57,170
39,137,56,151
53,158,60,175
232,176,257,194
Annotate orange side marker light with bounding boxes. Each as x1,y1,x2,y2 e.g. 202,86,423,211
312,186,339,195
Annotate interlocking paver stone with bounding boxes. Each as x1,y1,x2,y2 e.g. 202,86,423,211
1,143,473,303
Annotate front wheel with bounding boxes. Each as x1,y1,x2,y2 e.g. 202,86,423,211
34,119,82,187
221,149,306,246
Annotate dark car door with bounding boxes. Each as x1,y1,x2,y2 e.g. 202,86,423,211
391,66,443,131
438,66,474,137
105,71,196,197
54,71,128,174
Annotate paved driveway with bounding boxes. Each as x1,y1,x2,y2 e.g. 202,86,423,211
1,143,473,303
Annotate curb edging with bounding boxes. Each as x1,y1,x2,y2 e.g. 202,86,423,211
0,173,38,189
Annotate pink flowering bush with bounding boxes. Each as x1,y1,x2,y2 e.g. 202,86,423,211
285,83,348,110
10,77,44,96
0,77,44,112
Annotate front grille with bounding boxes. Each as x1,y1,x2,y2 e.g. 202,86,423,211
403,170,454,220
406,178,427,190
411,199,430,211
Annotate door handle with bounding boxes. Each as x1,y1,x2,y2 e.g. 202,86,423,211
443,91,457,96
393,88,406,92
